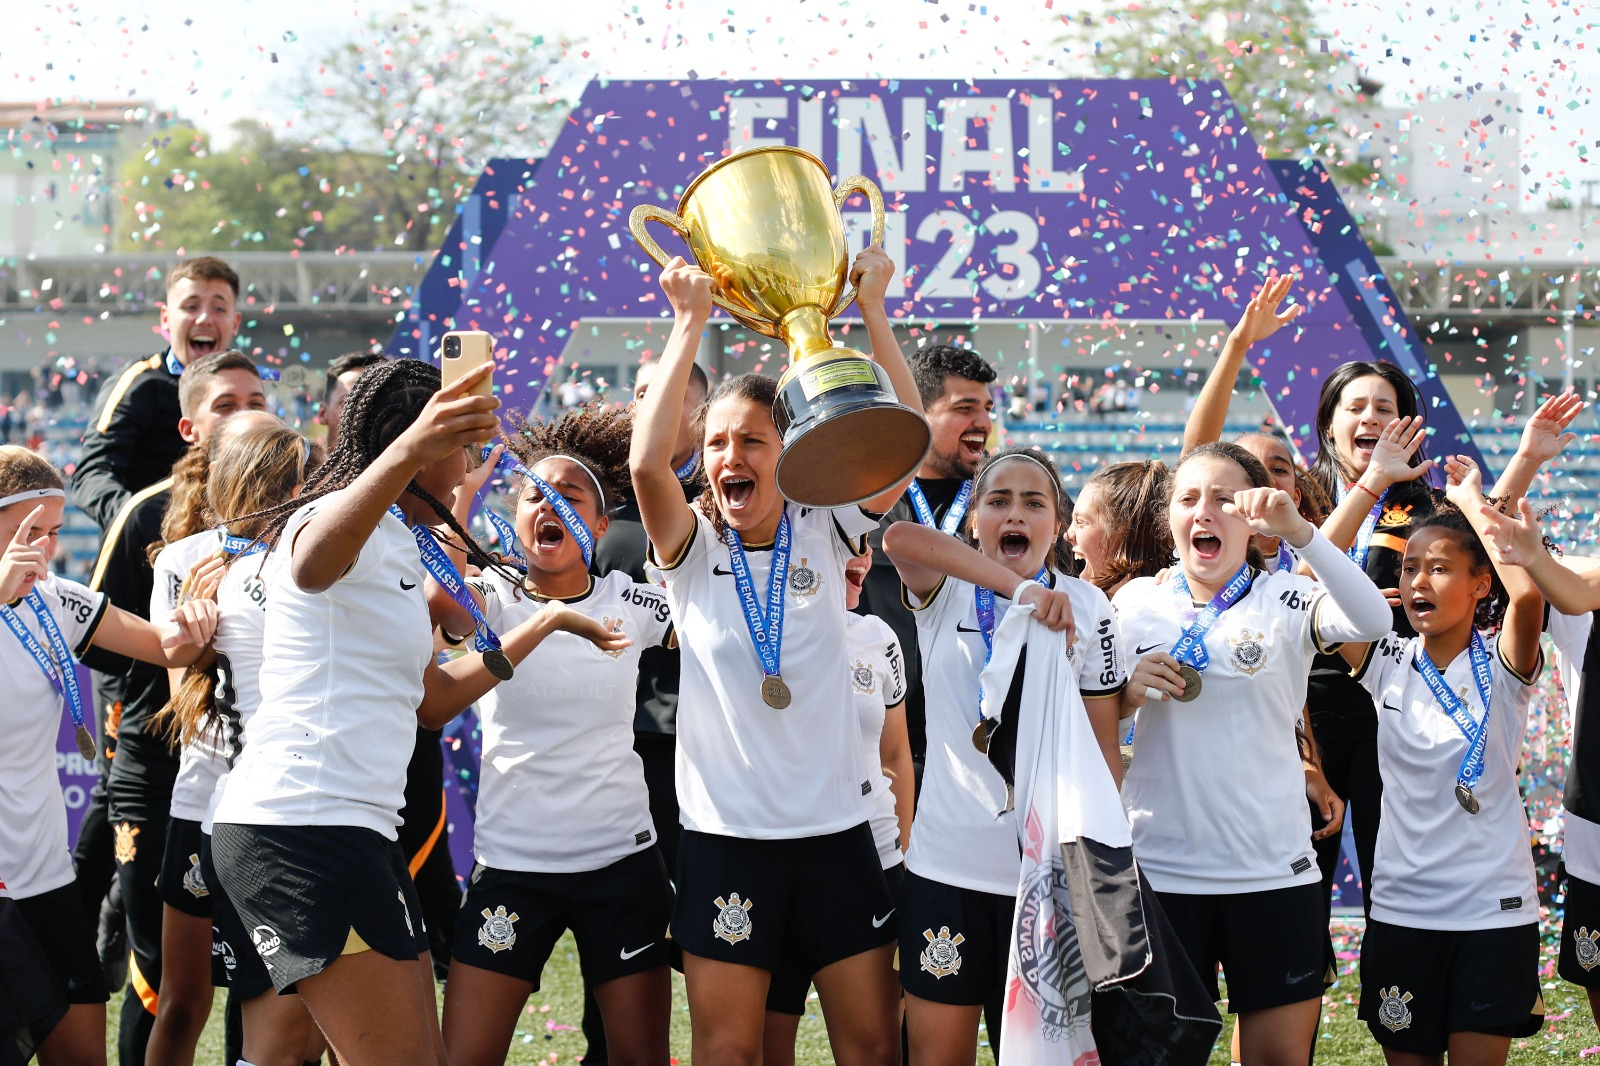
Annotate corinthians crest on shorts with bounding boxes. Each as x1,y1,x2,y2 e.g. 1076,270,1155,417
713,893,754,944
788,558,820,597
1376,986,1414,1032
1228,627,1268,676
182,853,209,898
478,905,519,953
851,659,876,694
1576,927,1600,971
919,926,965,979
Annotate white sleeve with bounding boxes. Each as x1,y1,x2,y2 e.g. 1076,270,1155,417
881,628,907,706
1352,633,1405,699
149,544,185,619
1077,584,1127,698
626,581,674,649
1295,528,1393,646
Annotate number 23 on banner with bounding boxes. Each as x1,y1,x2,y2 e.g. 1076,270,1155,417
844,209,1043,302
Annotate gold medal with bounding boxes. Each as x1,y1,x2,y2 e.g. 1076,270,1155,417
761,675,792,710
972,719,997,754
1454,783,1480,815
75,724,96,761
1174,664,1202,703
482,649,515,682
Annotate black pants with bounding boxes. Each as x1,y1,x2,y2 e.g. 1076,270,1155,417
71,687,118,927
582,732,681,1065
110,807,166,1066
1310,712,1383,918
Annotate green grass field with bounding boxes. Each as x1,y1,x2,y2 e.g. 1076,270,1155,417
144,917,1597,1065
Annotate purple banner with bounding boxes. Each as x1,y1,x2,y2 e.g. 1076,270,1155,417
441,77,1446,460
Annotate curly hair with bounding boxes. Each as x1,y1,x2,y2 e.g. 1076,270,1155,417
908,344,996,407
688,373,779,537
968,446,1077,575
228,357,514,580
1081,460,1172,594
504,404,636,517
1408,504,1506,632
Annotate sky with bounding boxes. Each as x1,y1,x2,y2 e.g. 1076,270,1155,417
8,0,1596,208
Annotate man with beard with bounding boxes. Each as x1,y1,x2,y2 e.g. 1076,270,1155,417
854,344,996,789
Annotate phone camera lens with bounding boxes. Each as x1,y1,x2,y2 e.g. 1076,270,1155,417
444,336,460,357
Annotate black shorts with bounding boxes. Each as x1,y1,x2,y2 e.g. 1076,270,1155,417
1359,918,1543,1053
768,863,905,1015
11,882,109,1005
0,894,70,1058
1561,870,1600,987
159,816,213,918
210,823,429,994
1156,882,1329,1014
452,849,674,990
673,823,895,976
898,869,1014,1007
200,833,273,1000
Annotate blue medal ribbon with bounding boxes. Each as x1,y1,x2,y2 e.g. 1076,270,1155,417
1276,541,1294,574
389,506,504,657
721,508,791,687
1170,563,1254,674
971,569,1050,728
908,480,972,537
164,349,184,376
217,527,267,558
1412,631,1494,795
2,589,91,752
487,448,597,568
480,507,527,568
674,452,700,482
1337,483,1389,571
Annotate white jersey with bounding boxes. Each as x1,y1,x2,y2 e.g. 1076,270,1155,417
845,612,908,868
908,573,1124,897
1116,568,1337,894
0,573,106,898
151,530,227,822
212,497,433,839
468,570,673,873
658,506,879,838
201,552,275,834
1355,632,1540,929
1550,608,1600,882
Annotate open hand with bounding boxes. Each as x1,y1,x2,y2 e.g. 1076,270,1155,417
1518,391,1585,465
546,601,634,655
1228,273,1303,347
1481,498,1549,569
1365,416,1434,488
1443,454,1485,510
182,555,227,604
455,443,504,508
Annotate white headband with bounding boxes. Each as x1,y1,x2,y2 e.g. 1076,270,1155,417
0,487,66,511
530,454,606,504
975,452,1063,503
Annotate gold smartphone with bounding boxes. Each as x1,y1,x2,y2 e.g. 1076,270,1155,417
439,330,495,397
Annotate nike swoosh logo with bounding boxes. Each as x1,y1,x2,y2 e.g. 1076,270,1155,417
1285,970,1317,984
400,579,417,590
619,943,654,960
1134,642,1165,656
1382,701,1401,713
1470,1000,1498,1012
872,910,895,928
955,623,981,634
713,565,733,577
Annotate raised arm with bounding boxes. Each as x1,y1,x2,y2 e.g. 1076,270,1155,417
1316,415,1432,553
290,362,498,593
1183,273,1302,452
1487,391,1584,505
628,259,707,565
1445,456,1543,679
1482,500,1600,615
851,245,924,514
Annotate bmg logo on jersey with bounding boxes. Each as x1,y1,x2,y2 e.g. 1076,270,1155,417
1096,616,1120,689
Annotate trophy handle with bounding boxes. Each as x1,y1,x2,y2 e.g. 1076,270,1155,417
829,175,888,318
628,204,779,337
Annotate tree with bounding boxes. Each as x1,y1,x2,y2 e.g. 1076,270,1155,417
289,0,574,251
1059,0,1376,187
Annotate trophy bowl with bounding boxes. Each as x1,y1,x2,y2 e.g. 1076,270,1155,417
629,145,930,508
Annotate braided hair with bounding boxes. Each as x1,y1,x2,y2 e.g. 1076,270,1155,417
228,358,512,580
504,404,636,516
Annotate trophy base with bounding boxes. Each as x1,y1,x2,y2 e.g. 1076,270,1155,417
773,353,931,508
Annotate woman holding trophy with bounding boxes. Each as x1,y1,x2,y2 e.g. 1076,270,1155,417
629,195,922,1063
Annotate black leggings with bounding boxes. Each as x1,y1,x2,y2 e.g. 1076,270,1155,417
1309,712,1383,918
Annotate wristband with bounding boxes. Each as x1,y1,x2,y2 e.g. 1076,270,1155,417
1349,480,1381,502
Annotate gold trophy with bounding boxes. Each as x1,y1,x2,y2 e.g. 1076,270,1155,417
629,146,930,507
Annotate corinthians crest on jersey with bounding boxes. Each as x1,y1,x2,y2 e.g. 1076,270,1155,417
851,658,876,694
1576,927,1600,971
1376,986,1413,1032
713,893,754,944
478,905,519,953
182,853,209,898
920,926,965,979
1228,627,1269,676
788,558,820,597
